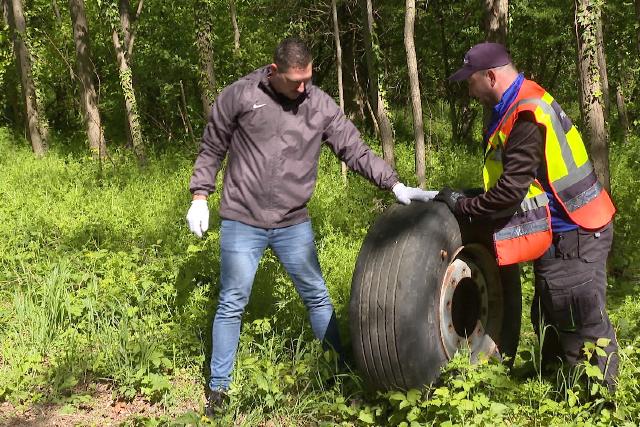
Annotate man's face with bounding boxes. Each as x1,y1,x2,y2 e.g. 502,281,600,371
269,63,313,100
467,70,498,107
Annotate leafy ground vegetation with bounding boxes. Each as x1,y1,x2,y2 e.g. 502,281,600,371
0,126,639,427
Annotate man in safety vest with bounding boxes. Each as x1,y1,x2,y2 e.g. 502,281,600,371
435,42,618,390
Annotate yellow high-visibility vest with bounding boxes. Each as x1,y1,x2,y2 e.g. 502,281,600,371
483,79,615,266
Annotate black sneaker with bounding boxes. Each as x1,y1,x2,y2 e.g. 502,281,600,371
205,388,228,418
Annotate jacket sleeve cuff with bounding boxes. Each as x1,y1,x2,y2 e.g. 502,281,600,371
191,189,210,197
387,177,400,190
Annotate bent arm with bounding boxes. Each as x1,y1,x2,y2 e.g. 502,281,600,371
322,98,398,190
457,112,544,216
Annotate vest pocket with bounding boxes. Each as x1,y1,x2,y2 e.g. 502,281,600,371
545,269,600,329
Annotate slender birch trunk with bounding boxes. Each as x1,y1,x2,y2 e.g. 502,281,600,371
404,0,425,187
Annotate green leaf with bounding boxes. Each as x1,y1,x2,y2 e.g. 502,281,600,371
358,409,375,424
187,244,201,253
388,391,406,401
585,363,604,380
406,389,421,404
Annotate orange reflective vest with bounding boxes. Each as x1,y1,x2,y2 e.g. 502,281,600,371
484,79,616,266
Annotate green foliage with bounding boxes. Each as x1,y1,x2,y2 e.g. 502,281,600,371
1,124,640,425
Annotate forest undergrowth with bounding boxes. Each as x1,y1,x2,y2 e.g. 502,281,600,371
1,126,640,426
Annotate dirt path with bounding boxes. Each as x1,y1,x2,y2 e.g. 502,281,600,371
0,383,201,426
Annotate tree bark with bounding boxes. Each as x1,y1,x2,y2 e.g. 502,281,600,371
483,0,508,127
112,26,144,161
484,0,508,44
126,0,143,59
615,85,629,144
119,0,132,52
69,0,106,158
575,0,610,191
341,19,367,128
4,70,21,130
404,0,425,187
52,0,62,23
2,0,20,130
331,0,348,181
8,0,46,155
195,0,217,118
634,0,640,55
360,0,394,167
229,0,240,54
595,16,609,121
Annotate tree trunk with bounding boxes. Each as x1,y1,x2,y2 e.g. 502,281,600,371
575,0,610,191
112,26,144,161
615,85,629,144
179,80,196,144
195,0,217,118
434,2,478,144
595,16,609,121
5,70,21,130
634,0,640,55
52,0,62,23
484,0,508,44
331,0,348,181
7,0,46,155
119,0,132,51
483,0,508,127
404,0,425,187
69,0,106,158
342,21,367,128
126,0,143,59
229,0,240,54
2,1,20,130
360,0,394,167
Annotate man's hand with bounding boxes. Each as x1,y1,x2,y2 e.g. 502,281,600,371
186,199,209,238
392,183,439,205
434,187,465,213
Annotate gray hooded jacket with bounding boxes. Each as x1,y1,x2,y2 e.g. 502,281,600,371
189,66,399,229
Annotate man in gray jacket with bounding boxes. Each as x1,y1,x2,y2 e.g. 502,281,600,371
186,38,435,415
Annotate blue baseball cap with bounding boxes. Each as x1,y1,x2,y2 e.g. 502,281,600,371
449,42,512,81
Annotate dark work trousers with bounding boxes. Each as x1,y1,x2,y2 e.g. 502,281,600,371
531,222,618,389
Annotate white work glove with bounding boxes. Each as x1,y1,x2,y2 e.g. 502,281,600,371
392,183,439,205
186,199,209,238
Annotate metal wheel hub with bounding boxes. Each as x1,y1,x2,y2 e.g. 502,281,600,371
438,244,504,362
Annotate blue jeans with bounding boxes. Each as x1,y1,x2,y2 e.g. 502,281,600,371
209,220,342,391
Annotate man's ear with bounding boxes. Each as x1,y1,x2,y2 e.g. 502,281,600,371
269,63,278,74
487,69,497,87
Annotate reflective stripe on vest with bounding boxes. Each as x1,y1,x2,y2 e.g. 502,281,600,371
494,95,613,218
482,79,614,265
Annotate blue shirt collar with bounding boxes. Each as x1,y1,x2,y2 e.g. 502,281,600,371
485,73,525,143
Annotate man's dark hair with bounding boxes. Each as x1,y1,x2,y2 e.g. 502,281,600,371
273,38,312,71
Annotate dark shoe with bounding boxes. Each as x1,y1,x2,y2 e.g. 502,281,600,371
205,388,228,418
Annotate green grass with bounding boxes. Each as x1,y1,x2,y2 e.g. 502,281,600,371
1,126,640,426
